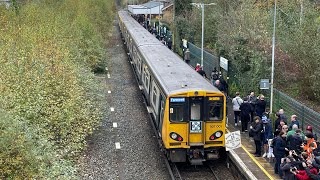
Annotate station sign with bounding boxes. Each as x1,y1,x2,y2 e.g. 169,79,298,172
225,130,241,151
220,57,228,71
260,79,270,90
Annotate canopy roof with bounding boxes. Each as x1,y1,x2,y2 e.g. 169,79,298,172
128,1,163,15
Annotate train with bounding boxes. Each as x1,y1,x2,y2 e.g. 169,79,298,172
118,10,227,165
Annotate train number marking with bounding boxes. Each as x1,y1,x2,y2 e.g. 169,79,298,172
210,125,222,128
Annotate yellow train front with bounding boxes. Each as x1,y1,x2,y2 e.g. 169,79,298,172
118,10,226,165
162,92,226,165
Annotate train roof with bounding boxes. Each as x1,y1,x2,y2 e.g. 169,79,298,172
139,45,219,95
118,11,221,96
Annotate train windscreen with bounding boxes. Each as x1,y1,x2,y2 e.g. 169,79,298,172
207,97,224,121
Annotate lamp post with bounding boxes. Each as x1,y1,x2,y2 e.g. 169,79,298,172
159,1,161,37
191,2,216,67
270,0,277,114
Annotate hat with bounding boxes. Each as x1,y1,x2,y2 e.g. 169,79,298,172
306,133,314,139
292,114,297,118
262,116,268,123
306,125,313,131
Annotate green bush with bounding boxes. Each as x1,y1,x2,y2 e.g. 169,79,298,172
0,0,115,178
0,110,76,179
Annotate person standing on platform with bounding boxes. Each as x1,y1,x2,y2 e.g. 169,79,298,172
288,115,299,131
167,38,172,50
250,116,263,157
255,95,266,118
184,48,190,64
262,115,273,158
247,91,257,122
232,92,243,127
274,131,288,177
240,97,251,133
197,66,207,78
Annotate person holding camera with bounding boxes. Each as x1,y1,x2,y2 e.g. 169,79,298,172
291,160,318,180
280,155,298,180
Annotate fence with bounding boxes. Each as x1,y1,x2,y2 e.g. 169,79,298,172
186,42,320,136
273,89,320,136
188,42,220,77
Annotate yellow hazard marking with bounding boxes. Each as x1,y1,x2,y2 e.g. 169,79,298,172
226,129,274,180
241,145,274,180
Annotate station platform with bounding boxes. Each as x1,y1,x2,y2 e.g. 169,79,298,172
226,103,281,180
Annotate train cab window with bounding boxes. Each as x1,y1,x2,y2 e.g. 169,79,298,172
169,97,188,122
207,97,224,121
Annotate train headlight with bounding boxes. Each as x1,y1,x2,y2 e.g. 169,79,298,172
215,131,222,138
209,130,223,140
171,133,178,139
170,132,183,141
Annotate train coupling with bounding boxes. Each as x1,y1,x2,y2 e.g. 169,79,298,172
189,148,205,165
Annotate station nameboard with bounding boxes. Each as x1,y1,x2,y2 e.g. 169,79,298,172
220,57,228,71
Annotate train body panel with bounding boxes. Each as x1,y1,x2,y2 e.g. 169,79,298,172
118,10,226,165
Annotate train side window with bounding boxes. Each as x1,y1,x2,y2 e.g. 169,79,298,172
206,97,224,121
137,55,141,74
152,86,157,106
133,46,137,60
169,98,188,122
143,67,150,92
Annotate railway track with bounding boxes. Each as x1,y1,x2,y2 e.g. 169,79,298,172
165,160,222,180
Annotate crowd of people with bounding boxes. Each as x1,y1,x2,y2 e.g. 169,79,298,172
132,16,320,179
231,92,320,180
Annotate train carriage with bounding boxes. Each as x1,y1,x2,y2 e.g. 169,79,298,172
118,10,226,165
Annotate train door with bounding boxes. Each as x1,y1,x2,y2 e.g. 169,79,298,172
189,97,204,146
159,96,165,136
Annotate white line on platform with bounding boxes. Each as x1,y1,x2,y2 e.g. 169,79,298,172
107,74,111,78
108,90,111,94
113,122,118,128
115,142,121,149
110,107,114,112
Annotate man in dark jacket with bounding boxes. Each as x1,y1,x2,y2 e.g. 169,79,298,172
240,97,251,133
250,116,263,157
280,156,298,180
255,95,266,118
287,129,303,154
197,67,207,78
247,91,257,122
274,131,288,177
274,112,282,135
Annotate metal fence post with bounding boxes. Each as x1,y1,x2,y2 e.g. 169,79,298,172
301,105,305,130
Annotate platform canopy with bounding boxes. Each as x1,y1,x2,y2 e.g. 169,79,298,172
128,1,164,15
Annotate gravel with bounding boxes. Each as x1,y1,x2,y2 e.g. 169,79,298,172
77,15,170,180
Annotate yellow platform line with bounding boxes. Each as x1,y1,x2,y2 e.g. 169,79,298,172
241,145,274,180
226,129,274,180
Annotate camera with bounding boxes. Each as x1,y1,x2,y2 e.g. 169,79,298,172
290,167,297,171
